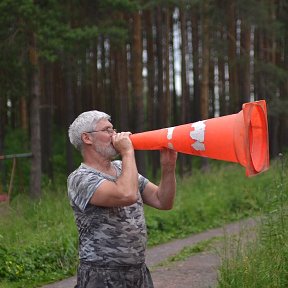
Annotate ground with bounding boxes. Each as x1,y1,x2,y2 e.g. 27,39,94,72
41,218,257,288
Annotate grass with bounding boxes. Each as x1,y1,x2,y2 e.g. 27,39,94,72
217,154,288,288
0,184,78,288
0,159,279,288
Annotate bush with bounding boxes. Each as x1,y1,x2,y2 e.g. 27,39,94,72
0,241,76,282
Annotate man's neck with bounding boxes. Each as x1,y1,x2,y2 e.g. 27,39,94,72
83,153,115,176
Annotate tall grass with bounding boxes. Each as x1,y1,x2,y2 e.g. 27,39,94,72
217,154,288,288
0,160,277,287
0,183,78,288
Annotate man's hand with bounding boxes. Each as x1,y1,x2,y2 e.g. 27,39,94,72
160,148,178,168
112,132,134,156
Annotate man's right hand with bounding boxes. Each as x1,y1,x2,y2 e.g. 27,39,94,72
112,132,134,155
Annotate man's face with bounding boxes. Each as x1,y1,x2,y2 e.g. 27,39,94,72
91,119,118,159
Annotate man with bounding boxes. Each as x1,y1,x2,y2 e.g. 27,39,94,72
68,110,177,288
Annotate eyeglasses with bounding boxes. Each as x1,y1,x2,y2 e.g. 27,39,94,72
85,127,117,134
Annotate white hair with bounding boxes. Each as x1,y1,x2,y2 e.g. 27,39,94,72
68,110,111,150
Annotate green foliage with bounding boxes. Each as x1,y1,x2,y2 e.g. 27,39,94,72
0,242,76,283
98,0,140,11
0,187,78,287
0,0,132,64
4,129,29,155
217,155,288,288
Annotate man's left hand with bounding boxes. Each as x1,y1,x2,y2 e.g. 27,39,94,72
160,148,178,168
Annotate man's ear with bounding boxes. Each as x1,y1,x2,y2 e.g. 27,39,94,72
81,133,93,145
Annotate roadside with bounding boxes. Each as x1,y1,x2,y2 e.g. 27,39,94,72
41,217,258,288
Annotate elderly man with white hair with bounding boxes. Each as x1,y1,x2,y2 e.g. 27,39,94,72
68,110,177,288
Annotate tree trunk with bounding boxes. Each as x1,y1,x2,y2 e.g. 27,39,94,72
279,16,288,150
109,47,117,121
179,6,189,177
254,28,263,101
91,42,97,109
29,32,42,199
163,7,171,127
117,46,129,131
132,10,146,175
100,36,108,113
41,62,53,179
52,62,64,127
144,8,159,178
0,94,6,191
65,56,75,175
218,25,227,116
144,9,155,131
200,6,210,120
112,12,129,132
156,6,164,129
209,57,215,118
191,7,201,122
241,21,251,105
200,1,210,172
170,11,178,124
180,7,189,124
19,96,29,130
227,0,239,113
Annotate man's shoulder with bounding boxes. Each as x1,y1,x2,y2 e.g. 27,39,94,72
68,163,83,176
67,164,94,182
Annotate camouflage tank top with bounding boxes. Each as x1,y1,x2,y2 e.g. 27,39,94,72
67,161,149,266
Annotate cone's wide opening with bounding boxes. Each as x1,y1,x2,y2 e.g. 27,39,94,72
248,104,268,173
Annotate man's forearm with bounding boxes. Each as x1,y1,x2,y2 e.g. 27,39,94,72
157,167,177,210
116,150,139,201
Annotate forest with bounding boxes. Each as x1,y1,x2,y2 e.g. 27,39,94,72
0,0,287,198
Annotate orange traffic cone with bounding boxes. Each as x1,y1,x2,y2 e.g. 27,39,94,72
130,100,269,176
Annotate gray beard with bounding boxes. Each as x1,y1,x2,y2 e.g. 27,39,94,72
95,144,118,159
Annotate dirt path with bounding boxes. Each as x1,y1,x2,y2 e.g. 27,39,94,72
41,218,258,288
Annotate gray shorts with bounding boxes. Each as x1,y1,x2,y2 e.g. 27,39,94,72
75,261,154,288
